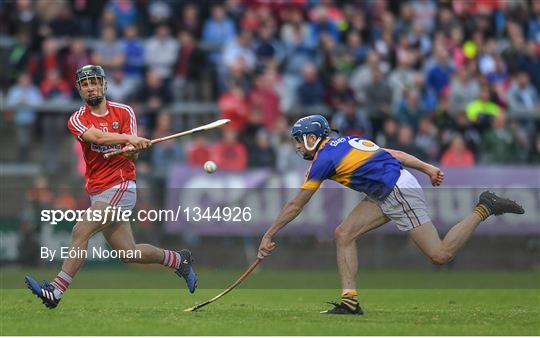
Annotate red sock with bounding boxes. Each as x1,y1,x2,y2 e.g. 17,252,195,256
162,250,181,269
51,271,72,294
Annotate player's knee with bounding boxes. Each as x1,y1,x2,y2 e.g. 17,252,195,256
334,227,353,245
430,250,453,265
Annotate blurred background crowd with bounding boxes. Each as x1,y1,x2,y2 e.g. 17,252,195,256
1,0,539,269
1,0,540,179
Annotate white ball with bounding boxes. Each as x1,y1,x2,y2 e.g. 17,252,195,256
203,160,217,174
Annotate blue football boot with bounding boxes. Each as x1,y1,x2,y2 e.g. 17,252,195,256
174,249,197,293
25,276,61,309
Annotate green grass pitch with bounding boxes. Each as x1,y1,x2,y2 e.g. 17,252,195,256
1,267,538,335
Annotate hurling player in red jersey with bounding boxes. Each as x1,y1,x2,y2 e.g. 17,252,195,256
25,65,197,309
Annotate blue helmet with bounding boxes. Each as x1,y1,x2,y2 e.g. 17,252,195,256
291,115,331,152
291,115,330,140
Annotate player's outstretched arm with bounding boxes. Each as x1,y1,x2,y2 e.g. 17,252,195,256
257,189,316,259
81,127,151,149
384,148,444,186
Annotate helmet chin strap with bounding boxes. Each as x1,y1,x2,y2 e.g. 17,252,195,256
303,134,321,152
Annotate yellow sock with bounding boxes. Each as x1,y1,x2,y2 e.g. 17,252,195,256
474,205,490,221
341,291,358,310
342,290,358,298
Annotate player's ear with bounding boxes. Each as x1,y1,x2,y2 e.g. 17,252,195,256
308,134,317,146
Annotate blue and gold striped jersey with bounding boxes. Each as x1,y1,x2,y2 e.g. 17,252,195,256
302,136,402,200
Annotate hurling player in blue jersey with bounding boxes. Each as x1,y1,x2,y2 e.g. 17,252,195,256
257,115,524,315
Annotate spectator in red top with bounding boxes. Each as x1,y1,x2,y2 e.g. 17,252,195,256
186,136,212,167
62,38,93,91
241,7,260,32
250,73,282,130
441,134,476,167
325,73,355,112
213,129,247,171
40,68,72,100
28,38,60,85
218,82,251,132
173,30,206,101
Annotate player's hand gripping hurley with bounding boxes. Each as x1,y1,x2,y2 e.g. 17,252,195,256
183,258,261,312
103,119,230,159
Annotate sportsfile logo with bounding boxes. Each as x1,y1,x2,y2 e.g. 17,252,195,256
41,206,131,225
40,206,253,225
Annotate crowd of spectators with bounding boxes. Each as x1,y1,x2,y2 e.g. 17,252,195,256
2,0,540,175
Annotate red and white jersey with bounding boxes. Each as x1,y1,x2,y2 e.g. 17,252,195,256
67,100,137,195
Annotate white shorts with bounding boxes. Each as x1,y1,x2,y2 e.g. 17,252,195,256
370,169,431,231
90,180,137,210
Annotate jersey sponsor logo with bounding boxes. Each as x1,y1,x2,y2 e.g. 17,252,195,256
91,143,122,153
329,137,347,147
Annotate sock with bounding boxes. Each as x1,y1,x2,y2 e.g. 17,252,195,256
341,290,359,310
473,204,491,221
51,271,72,299
162,250,182,269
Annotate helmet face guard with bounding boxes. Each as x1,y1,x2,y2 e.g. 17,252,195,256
75,65,107,106
291,114,330,159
